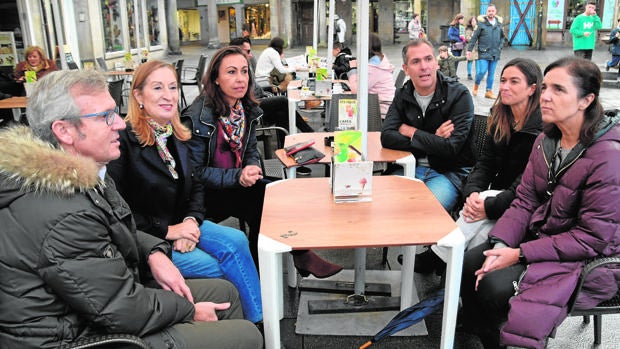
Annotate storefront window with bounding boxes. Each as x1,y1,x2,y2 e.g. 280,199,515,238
147,0,161,46
101,0,125,52
127,0,138,49
244,5,270,40
178,9,201,42
394,1,426,34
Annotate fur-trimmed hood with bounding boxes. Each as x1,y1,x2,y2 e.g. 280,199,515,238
0,126,102,203
477,14,503,25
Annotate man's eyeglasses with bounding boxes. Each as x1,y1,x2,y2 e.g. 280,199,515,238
77,106,120,126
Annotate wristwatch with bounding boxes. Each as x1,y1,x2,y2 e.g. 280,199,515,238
518,248,527,264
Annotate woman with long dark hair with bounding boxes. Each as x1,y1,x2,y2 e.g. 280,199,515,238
182,46,343,279
415,58,543,275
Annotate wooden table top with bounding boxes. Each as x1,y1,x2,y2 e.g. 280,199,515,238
0,96,27,109
275,131,410,168
287,79,351,101
260,176,456,250
105,70,135,76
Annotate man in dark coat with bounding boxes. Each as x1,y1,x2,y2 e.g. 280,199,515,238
466,4,505,99
381,38,475,213
0,70,262,348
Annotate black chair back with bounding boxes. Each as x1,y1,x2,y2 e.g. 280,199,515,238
96,57,108,71
327,93,381,132
394,69,407,88
108,79,124,110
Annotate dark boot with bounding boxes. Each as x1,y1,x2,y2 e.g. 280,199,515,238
414,248,446,274
397,248,446,275
292,250,343,278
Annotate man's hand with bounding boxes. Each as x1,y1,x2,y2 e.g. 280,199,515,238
474,247,520,290
166,220,200,243
398,124,417,139
148,251,194,303
239,165,263,187
463,192,487,222
466,51,472,59
435,120,454,138
193,302,231,322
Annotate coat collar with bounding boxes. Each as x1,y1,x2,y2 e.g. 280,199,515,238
0,126,101,195
124,122,190,179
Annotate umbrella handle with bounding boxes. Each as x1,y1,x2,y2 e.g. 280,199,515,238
359,341,373,349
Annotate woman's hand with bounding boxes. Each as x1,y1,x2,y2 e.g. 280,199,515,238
474,247,520,290
239,165,263,187
193,302,231,322
173,238,197,253
462,192,487,222
166,220,200,242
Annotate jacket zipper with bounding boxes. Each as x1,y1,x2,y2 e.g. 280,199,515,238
512,264,529,296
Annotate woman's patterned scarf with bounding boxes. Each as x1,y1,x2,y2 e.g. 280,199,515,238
219,101,246,168
147,118,178,179
25,60,50,73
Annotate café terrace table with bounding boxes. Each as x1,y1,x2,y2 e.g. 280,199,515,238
275,131,414,180
286,79,350,135
0,96,27,122
258,176,465,349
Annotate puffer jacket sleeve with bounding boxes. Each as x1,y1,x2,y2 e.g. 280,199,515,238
521,142,620,263
38,210,194,336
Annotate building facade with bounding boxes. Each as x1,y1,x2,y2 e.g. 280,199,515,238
1,0,618,74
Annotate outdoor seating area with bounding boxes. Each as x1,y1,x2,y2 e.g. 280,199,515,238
0,29,620,349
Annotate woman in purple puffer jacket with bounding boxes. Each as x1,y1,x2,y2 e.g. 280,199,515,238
460,56,620,349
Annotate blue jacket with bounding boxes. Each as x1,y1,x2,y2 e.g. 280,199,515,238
181,95,262,189
610,26,620,56
448,25,462,43
467,15,504,61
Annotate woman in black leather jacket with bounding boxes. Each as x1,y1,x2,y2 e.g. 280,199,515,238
182,46,342,278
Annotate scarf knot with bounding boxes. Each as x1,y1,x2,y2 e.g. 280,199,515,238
148,119,178,179
219,101,246,167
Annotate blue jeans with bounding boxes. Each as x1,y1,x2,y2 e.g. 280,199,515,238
475,59,498,91
415,166,463,212
467,60,475,76
172,220,262,323
608,55,620,77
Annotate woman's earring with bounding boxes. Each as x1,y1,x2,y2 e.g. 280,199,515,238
139,103,144,109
